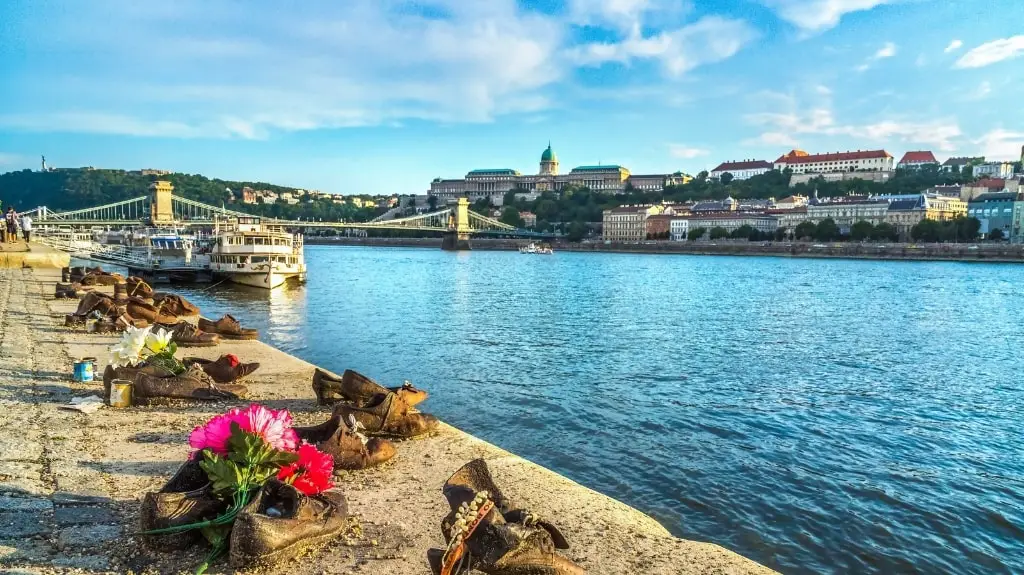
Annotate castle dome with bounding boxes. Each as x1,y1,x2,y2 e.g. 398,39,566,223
541,143,557,163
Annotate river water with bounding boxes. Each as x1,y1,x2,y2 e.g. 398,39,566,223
132,246,1024,573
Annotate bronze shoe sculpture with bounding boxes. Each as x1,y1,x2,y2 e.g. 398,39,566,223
294,413,396,470
183,354,260,384
198,314,259,340
55,282,82,299
74,291,118,317
427,459,585,575
153,293,200,317
332,392,438,438
126,276,154,299
313,368,429,407
156,321,221,347
133,364,248,403
229,479,348,568
113,282,128,303
126,297,180,325
139,458,226,551
103,363,172,404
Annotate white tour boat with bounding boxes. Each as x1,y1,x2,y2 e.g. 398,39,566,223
209,216,306,289
519,242,554,255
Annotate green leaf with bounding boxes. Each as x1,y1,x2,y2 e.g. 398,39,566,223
199,450,244,494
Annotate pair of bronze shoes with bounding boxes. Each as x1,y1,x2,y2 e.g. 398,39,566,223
156,321,220,347
104,363,248,405
313,369,437,438
140,460,349,568
198,314,259,340
429,459,585,575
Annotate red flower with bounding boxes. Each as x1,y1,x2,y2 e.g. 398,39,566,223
277,443,334,496
224,354,240,368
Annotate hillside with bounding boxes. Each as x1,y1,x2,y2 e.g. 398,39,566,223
0,168,385,222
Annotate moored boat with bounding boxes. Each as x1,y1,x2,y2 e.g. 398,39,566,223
209,217,306,289
519,242,554,255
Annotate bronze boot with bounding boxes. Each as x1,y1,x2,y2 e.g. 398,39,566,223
332,392,438,438
428,459,585,575
126,276,154,299
126,297,179,325
139,459,226,551
113,282,128,303
198,314,258,340
153,293,200,317
133,364,248,403
102,363,172,404
229,480,348,568
294,413,396,470
313,368,428,407
183,354,260,383
156,321,221,347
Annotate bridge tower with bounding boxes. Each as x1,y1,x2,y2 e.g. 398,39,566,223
441,197,473,251
149,180,175,225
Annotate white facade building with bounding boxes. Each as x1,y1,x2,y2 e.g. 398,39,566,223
774,149,894,174
973,162,1015,179
709,160,773,180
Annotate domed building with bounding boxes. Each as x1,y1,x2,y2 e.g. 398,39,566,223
428,143,688,206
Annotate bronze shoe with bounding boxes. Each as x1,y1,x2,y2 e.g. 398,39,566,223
102,363,173,404
153,293,200,317
183,354,260,383
81,271,120,286
156,321,220,347
229,480,348,568
126,276,154,298
313,368,429,407
126,297,179,325
139,459,226,551
74,291,117,317
198,314,258,340
61,266,71,282
113,282,128,303
428,459,584,575
294,413,396,470
133,364,248,403
332,392,438,438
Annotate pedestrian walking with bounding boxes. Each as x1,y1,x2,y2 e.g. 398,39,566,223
20,213,32,243
4,207,17,244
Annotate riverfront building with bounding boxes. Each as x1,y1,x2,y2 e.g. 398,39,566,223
805,198,889,233
967,192,1024,240
429,144,689,205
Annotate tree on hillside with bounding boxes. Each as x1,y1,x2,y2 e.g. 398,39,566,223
500,206,523,228
850,220,874,241
794,221,816,240
720,172,734,185
989,228,1005,241
709,226,729,240
687,226,707,241
567,221,586,242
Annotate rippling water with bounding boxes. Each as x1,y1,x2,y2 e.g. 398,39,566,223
116,247,1024,573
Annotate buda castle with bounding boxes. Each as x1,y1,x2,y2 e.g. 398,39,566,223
428,144,690,205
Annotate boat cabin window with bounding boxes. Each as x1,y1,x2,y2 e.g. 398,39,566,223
237,217,260,225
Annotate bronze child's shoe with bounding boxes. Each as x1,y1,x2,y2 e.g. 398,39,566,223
229,480,348,568
427,459,585,575
133,364,248,403
198,314,259,340
156,321,221,347
294,413,396,470
153,293,200,317
312,368,429,407
332,392,438,438
183,354,259,384
126,276,154,299
139,459,226,551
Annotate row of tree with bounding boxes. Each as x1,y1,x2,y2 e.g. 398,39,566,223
667,217,987,243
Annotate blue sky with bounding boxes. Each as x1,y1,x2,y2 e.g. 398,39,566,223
1,0,1022,194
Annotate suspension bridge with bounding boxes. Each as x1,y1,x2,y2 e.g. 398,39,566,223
27,181,547,251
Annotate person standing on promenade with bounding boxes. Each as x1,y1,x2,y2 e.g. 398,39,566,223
20,212,32,243
4,207,18,244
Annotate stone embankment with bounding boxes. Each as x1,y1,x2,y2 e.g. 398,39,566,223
0,267,775,574
0,242,69,269
308,236,1024,262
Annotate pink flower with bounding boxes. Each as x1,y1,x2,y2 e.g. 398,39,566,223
188,404,298,456
277,443,334,495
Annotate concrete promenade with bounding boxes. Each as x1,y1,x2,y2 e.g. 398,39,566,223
0,268,775,574
0,242,69,269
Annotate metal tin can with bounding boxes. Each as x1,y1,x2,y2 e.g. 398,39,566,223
109,379,133,408
73,358,96,382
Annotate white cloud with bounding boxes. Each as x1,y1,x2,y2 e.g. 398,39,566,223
742,132,799,147
973,129,1024,160
569,16,756,77
668,144,710,159
815,85,832,96
855,41,897,71
964,81,992,101
944,39,963,53
0,153,27,167
954,35,1024,69
745,107,963,151
759,0,893,33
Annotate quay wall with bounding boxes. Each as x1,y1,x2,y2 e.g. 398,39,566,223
307,236,1024,263
0,242,70,268
0,267,775,575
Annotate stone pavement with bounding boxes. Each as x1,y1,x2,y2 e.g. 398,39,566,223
0,269,122,572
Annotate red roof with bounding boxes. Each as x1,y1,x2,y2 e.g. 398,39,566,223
711,160,772,172
972,178,1006,189
898,151,937,164
774,150,892,164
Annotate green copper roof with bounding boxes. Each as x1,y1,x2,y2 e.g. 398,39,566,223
541,143,557,162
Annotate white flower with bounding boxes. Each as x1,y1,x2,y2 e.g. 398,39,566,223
145,328,173,354
109,325,151,368
347,414,369,446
